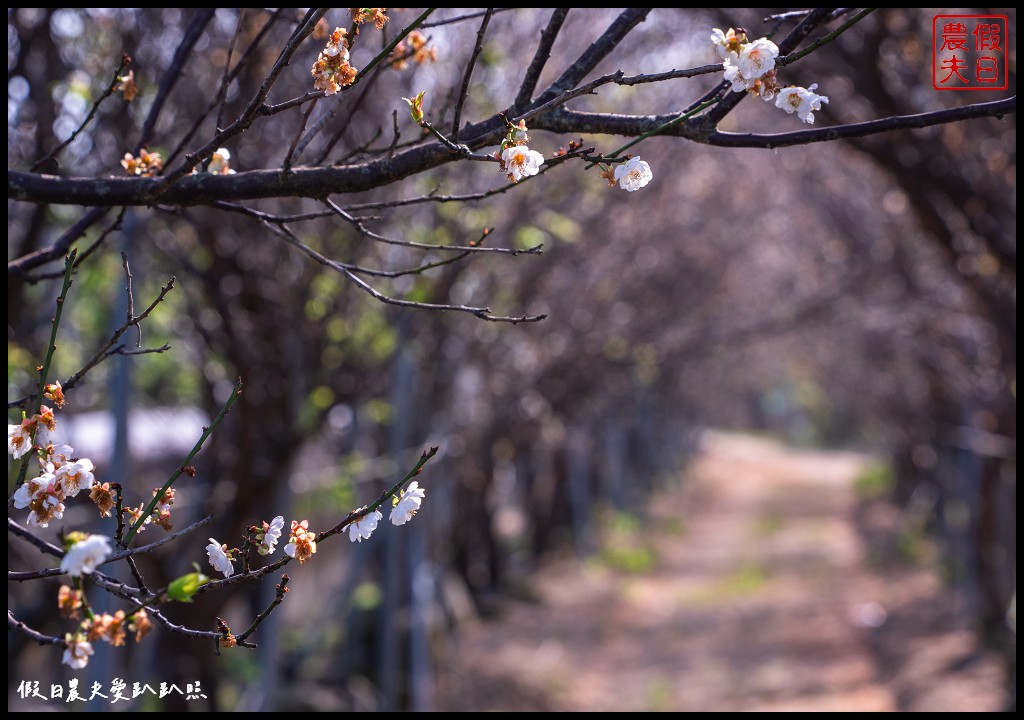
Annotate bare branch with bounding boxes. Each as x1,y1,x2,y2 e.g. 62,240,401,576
9,610,66,647
324,198,540,255
159,8,329,184
138,9,216,152
8,207,118,278
514,9,571,110
235,574,290,642
8,518,64,558
451,9,494,141
108,514,215,562
535,8,651,104
420,8,515,29
8,275,175,409
30,55,130,173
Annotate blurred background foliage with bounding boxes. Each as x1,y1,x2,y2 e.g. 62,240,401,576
8,7,1015,711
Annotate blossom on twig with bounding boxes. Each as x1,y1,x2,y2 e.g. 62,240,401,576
390,481,425,526
614,156,654,192
206,538,235,578
347,509,382,542
775,84,830,124
60,534,113,577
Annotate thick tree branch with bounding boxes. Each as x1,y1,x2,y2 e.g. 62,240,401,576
514,9,571,111
13,95,1013,207
536,8,651,104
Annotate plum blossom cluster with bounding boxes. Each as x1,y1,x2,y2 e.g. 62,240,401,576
9,383,178,532
10,400,98,528
311,27,358,96
62,607,152,668
350,7,389,31
55,534,153,669
496,119,545,183
120,148,162,176
390,30,438,70
712,27,829,124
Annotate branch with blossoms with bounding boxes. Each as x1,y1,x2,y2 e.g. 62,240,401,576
8,250,440,667
7,7,1014,330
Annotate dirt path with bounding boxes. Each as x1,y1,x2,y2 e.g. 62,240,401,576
436,431,1006,712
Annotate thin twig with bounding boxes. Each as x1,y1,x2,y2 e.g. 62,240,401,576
420,8,515,29
8,207,115,279
451,9,493,141
108,514,214,561
283,98,319,171
138,9,216,152
30,55,130,173
9,276,176,409
777,8,876,67
350,9,437,89
146,607,256,648
160,8,328,185
197,447,442,596
264,217,498,279
421,121,496,160
324,198,538,255
124,380,242,544
121,253,141,347
9,251,77,502
21,208,127,284
7,518,64,558
215,10,246,138
9,610,66,647
235,574,290,642
164,9,288,169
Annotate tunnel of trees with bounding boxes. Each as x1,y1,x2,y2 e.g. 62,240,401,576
8,8,1015,711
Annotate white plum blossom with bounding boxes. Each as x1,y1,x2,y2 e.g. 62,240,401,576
710,27,741,60
734,38,779,80
258,515,285,556
60,534,113,577
775,84,829,124
390,481,426,526
43,442,76,469
63,635,94,670
501,146,545,182
8,422,33,459
614,157,654,192
55,458,95,498
208,148,235,175
28,495,65,527
13,473,51,509
348,509,382,542
721,36,780,95
206,538,234,578
16,472,66,527
722,58,753,92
